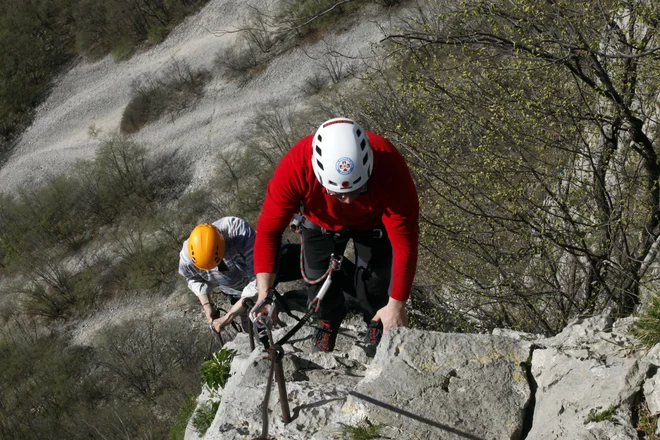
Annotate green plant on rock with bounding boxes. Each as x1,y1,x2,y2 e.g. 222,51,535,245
341,419,383,440
584,405,616,425
201,348,237,392
191,400,220,436
637,401,659,439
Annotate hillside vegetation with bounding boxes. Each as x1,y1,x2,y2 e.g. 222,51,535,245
0,0,210,160
2,0,660,438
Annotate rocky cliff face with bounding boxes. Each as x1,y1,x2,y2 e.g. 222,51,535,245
188,314,660,439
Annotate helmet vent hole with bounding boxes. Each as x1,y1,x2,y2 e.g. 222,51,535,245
316,145,322,156
316,159,324,170
357,129,362,137
363,153,369,165
360,139,366,150
317,134,322,142
353,176,362,184
328,179,337,186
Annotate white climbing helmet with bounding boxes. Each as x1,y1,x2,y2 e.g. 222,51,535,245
311,118,373,193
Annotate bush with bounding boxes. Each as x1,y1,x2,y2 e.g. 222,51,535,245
373,0,403,5
0,331,98,440
0,175,88,268
213,5,290,84
274,0,366,41
73,0,211,60
209,101,320,223
214,42,265,85
306,39,359,84
0,0,74,150
111,39,134,62
72,320,206,440
0,0,212,165
19,262,103,321
0,137,192,286
76,136,193,223
75,401,168,440
200,348,237,392
95,316,207,398
112,218,181,293
120,59,210,134
301,72,329,96
151,190,216,247
148,25,168,45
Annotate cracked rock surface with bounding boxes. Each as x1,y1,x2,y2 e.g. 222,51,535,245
187,314,660,440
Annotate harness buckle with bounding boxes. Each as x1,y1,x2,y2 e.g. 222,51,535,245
333,227,350,242
289,215,302,233
373,229,383,239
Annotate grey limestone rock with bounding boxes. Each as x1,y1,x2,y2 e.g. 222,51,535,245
187,314,660,440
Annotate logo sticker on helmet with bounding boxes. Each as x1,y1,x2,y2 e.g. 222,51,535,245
336,157,354,175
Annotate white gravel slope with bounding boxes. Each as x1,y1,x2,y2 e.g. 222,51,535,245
0,0,394,193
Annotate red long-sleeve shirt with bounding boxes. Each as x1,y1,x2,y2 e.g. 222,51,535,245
254,131,419,301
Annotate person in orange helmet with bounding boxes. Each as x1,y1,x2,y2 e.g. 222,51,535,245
178,217,301,333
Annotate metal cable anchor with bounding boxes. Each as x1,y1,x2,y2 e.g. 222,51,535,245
250,316,291,440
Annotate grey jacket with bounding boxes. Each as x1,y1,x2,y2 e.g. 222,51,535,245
178,217,256,299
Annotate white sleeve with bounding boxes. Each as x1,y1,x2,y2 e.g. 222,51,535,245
188,279,213,297
179,244,213,296
240,279,258,299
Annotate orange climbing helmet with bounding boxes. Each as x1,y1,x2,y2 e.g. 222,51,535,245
188,223,225,270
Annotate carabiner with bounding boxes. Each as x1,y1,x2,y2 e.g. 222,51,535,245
249,295,276,324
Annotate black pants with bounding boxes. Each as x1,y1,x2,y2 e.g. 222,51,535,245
229,243,304,331
275,243,303,284
302,224,392,324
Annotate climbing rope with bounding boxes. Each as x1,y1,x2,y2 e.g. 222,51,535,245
297,228,340,285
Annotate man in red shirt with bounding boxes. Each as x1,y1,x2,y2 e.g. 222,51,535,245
253,117,419,352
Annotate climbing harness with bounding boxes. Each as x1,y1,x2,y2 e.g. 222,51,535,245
274,254,343,346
